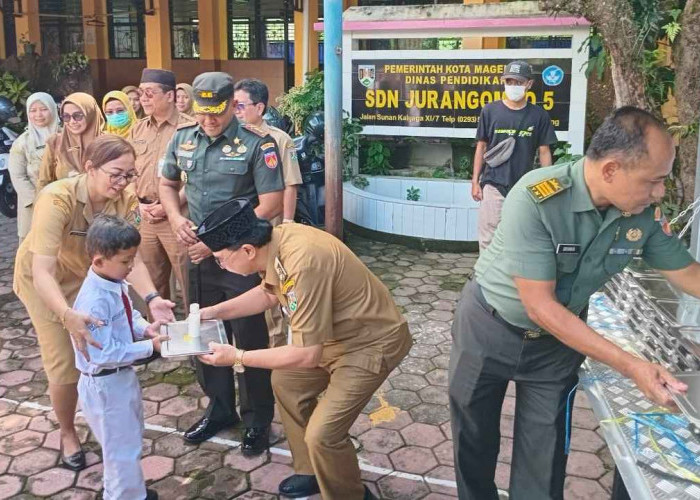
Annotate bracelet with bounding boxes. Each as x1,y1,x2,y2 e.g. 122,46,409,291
233,349,246,373
60,307,70,328
144,292,161,305
282,218,294,224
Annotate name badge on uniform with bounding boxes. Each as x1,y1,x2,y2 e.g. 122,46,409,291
608,248,644,256
177,151,194,158
556,244,580,255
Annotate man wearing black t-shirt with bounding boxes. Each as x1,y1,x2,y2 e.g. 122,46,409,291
472,61,558,251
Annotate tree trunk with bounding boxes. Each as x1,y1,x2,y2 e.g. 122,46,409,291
673,0,700,204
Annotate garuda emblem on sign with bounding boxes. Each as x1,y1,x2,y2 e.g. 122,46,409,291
358,65,375,88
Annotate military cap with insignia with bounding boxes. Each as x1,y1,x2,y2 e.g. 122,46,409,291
192,72,234,115
197,198,259,251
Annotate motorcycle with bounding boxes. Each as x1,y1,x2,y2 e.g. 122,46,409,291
293,111,325,227
0,96,20,218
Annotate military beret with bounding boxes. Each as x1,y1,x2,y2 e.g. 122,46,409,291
197,198,258,252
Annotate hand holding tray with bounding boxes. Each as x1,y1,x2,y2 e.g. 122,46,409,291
160,319,228,357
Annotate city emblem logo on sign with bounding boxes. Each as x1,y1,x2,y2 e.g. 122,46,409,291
542,65,564,87
358,65,376,88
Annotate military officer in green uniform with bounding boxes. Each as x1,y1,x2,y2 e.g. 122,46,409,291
449,107,699,500
159,72,284,452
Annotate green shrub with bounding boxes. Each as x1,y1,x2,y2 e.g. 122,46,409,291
0,71,31,123
361,140,392,176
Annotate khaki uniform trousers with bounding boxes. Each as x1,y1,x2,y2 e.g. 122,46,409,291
138,219,189,308
477,184,506,253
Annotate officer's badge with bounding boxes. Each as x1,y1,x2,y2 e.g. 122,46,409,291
526,178,566,202
181,171,188,184
237,144,248,154
180,142,195,151
274,257,288,282
264,151,279,169
626,228,643,242
286,291,298,313
222,145,232,154
234,137,240,145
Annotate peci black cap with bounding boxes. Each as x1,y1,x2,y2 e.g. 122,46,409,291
502,61,533,82
140,68,176,89
197,198,258,251
192,72,234,115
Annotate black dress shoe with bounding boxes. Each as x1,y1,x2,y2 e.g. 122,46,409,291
364,485,378,500
183,417,238,444
279,474,320,498
241,426,270,456
145,488,158,500
60,449,86,471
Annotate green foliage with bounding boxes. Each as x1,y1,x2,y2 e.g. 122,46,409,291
432,167,449,179
342,115,363,168
0,72,31,122
579,31,609,80
406,186,421,201
456,156,474,180
553,143,584,165
662,9,683,43
52,52,90,81
276,70,324,134
351,175,369,190
362,140,392,176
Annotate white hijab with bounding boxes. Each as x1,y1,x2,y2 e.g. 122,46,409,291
25,92,59,152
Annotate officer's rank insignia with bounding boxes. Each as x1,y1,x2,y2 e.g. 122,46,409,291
222,145,232,154
261,142,276,151
274,257,288,282
237,144,248,154
264,151,279,169
234,137,240,145
609,248,643,256
180,142,195,151
180,171,188,184
526,178,564,202
626,228,643,242
654,206,663,221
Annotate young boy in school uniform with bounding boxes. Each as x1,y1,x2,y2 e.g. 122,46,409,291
72,215,168,500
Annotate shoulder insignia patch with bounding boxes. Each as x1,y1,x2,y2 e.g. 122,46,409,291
242,123,267,137
261,142,276,151
526,177,568,203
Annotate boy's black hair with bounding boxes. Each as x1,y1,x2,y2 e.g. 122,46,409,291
86,214,141,259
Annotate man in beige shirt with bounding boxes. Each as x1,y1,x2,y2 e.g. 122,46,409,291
129,69,193,307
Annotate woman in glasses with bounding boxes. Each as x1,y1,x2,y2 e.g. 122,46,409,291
102,90,138,138
13,134,175,472
8,92,59,243
38,92,105,192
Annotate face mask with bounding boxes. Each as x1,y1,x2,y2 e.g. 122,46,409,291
504,85,526,102
107,111,130,128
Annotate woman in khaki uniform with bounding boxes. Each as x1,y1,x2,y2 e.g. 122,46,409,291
37,92,104,191
14,135,175,471
8,92,59,241
197,199,413,500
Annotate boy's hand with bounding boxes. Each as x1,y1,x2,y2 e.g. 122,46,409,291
144,320,167,339
151,334,170,353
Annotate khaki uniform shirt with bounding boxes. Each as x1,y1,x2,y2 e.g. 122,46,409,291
161,118,284,225
9,131,46,238
258,122,302,187
475,158,695,331
129,108,195,202
261,224,412,373
37,133,81,192
13,175,140,322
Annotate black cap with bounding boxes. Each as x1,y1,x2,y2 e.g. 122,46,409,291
503,61,533,82
192,72,234,115
197,198,258,251
140,69,176,88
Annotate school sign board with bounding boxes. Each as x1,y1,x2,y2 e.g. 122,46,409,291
352,58,572,131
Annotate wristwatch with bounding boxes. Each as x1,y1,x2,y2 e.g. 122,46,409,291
282,218,294,224
233,349,246,373
144,291,161,305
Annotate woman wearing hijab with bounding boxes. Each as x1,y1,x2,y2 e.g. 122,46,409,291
122,85,145,119
175,83,194,116
38,92,105,192
102,90,138,137
9,92,59,242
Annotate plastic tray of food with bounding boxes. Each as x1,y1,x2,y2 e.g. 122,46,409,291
160,319,228,357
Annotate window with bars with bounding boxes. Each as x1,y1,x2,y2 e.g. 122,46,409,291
228,0,293,60
39,0,84,56
170,0,200,59
107,0,145,58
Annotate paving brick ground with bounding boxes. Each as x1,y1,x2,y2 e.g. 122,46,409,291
0,214,614,499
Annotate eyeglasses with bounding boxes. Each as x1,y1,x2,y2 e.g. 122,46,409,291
61,112,85,123
234,101,258,111
137,87,172,99
214,251,230,270
99,167,139,184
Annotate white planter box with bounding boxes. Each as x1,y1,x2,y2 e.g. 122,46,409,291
343,176,479,242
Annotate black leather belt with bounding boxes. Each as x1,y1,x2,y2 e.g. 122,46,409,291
81,366,132,377
472,282,546,340
138,197,155,204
